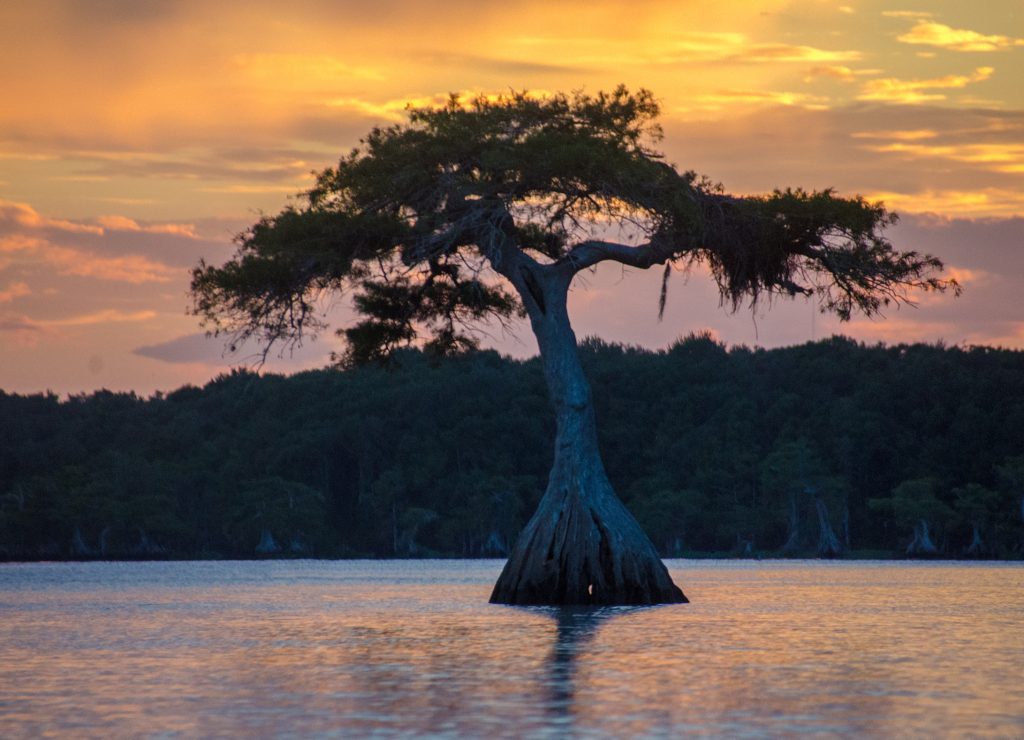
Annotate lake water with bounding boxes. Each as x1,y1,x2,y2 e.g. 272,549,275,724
0,560,1022,738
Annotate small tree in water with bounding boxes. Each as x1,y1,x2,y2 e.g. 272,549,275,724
191,87,956,605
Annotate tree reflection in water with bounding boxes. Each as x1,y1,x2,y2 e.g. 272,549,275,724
535,606,652,721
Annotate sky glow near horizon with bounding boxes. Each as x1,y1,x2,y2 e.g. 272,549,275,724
0,0,1022,394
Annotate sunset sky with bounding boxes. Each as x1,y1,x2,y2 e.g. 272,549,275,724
1,0,1022,394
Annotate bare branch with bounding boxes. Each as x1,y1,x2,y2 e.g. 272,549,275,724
559,239,669,274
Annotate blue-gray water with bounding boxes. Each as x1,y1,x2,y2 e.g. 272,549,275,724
1,560,1022,737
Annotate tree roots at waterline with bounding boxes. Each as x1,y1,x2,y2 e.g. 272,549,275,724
490,485,687,606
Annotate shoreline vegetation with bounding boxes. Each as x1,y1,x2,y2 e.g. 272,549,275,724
3,335,1023,562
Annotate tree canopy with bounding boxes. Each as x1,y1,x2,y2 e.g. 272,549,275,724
191,86,956,365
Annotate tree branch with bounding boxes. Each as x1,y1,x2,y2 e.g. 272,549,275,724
559,239,670,274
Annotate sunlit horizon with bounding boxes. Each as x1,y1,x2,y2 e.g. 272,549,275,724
1,0,1022,395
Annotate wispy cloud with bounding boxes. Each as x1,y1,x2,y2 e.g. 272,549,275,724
0,200,102,235
897,21,1024,52
0,281,30,303
864,188,1024,218
881,10,933,19
858,67,994,104
134,331,333,367
95,215,196,237
37,309,158,327
685,89,829,110
0,202,184,284
0,200,195,238
0,308,157,337
852,129,939,141
49,249,180,283
327,89,557,122
502,32,861,69
0,235,180,284
861,142,1024,173
231,53,384,86
804,65,881,82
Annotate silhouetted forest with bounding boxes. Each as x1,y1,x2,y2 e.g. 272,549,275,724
2,335,1023,561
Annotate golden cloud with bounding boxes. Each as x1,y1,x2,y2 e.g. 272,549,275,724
864,187,1024,218
806,65,857,81
897,21,1024,52
327,89,557,123
232,53,384,89
851,129,939,141
804,65,882,82
881,10,933,19
858,67,994,104
95,215,196,237
863,141,1024,172
680,89,829,112
512,33,861,67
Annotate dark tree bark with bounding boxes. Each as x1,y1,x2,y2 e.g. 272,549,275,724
490,267,686,605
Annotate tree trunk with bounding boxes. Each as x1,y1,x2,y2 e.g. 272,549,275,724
906,519,938,556
781,491,801,553
964,524,984,557
842,504,851,550
490,270,686,605
815,495,843,558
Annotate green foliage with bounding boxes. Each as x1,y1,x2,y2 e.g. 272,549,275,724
2,339,1023,560
191,86,954,367
870,478,954,527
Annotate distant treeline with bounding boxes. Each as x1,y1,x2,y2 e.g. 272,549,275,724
2,335,1023,561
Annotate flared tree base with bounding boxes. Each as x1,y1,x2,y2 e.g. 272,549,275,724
490,486,687,606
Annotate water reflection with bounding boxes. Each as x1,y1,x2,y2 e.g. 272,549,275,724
1,560,1022,737
536,606,644,721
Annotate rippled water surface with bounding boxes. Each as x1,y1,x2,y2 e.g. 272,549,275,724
1,560,1022,737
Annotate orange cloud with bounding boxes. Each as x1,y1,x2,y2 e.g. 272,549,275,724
804,65,882,82
0,281,30,303
897,21,1024,52
0,201,102,235
0,233,179,284
0,308,158,341
95,215,196,237
36,309,158,327
0,201,194,238
45,248,180,284
858,67,994,104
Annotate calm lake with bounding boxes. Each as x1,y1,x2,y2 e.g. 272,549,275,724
0,560,1022,737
